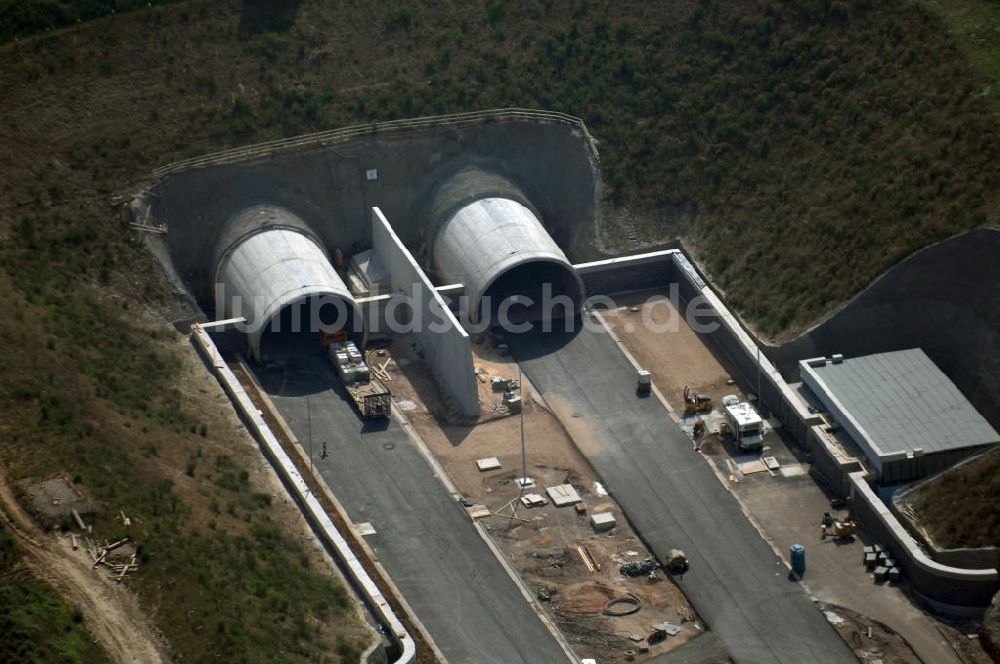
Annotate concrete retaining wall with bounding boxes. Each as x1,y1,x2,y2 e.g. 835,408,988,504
574,249,678,296
669,253,822,445
848,472,999,613
806,425,864,497
371,207,479,418
770,228,1000,429
145,111,599,306
190,324,415,664
586,248,1000,614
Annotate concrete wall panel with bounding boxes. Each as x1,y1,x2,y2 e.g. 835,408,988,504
371,208,479,418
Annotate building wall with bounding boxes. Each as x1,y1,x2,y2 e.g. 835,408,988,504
371,208,479,418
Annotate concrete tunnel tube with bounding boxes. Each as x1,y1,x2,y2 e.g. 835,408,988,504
432,195,585,326
213,205,364,360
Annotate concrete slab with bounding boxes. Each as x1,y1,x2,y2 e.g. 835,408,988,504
590,512,616,532
476,457,501,471
250,356,570,664
546,484,582,507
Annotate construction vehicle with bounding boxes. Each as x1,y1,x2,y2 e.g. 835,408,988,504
723,396,764,450
683,386,713,415
820,512,857,540
636,369,652,395
327,339,391,418
666,549,689,575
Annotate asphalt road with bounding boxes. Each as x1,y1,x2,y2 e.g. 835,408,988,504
508,320,857,664
251,354,570,664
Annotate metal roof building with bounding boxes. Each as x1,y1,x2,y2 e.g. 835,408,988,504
800,349,1000,482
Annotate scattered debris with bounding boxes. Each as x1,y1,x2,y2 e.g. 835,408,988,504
355,522,377,536
466,505,491,520
738,459,768,475
84,536,138,582
651,622,681,638
620,558,659,577
577,546,596,573
71,508,87,532
585,546,602,572
592,482,608,497
604,594,642,617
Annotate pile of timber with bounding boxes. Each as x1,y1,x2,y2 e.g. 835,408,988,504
85,536,138,583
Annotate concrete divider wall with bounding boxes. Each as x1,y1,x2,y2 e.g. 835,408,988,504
190,324,414,664
848,472,999,612
371,207,479,417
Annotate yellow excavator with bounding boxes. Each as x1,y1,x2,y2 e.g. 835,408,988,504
683,386,713,415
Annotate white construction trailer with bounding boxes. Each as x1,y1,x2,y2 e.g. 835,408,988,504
724,401,764,450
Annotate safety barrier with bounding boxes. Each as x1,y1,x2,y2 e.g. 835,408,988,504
191,323,416,664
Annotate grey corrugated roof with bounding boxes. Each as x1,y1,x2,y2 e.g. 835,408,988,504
804,349,999,459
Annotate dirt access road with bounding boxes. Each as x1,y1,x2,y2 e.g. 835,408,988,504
0,471,170,664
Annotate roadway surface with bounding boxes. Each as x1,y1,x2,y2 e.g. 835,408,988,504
251,354,570,664
508,320,857,664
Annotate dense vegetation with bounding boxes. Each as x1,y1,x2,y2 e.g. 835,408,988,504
0,523,109,664
0,0,177,43
0,0,996,660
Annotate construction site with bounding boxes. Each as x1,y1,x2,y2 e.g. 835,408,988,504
131,111,1000,664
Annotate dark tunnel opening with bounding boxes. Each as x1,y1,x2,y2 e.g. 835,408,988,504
258,294,364,360
480,260,583,326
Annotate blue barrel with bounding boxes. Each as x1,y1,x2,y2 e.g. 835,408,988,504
790,544,806,575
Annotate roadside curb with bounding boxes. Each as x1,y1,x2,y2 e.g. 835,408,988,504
236,357,449,664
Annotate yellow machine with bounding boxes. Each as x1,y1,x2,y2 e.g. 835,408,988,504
320,329,348,348
683,386,713,415
820,513,857,540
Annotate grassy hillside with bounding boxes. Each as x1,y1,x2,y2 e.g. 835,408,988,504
904,448,1000,549
0,0,996,659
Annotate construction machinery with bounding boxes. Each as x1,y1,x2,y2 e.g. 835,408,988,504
636,369,652,395
683,386,713,415
820,512,857,540
327,338,391,418
666,549,689,575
